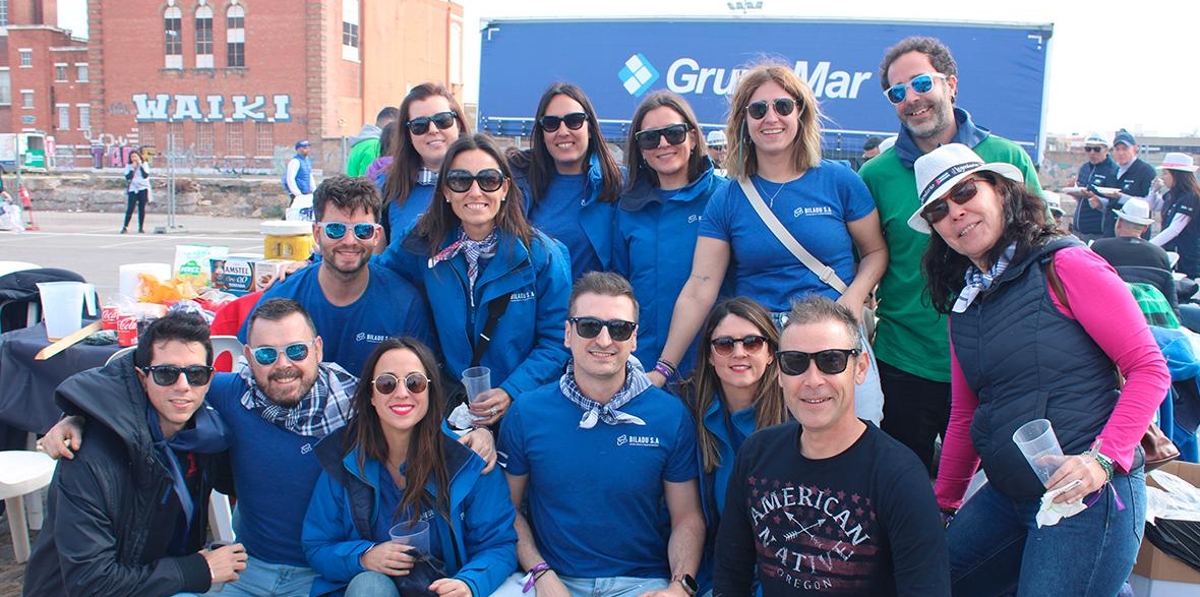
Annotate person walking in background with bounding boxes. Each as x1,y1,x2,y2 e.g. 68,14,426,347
122,149,150,233
285,140,316,203
345,107,398,178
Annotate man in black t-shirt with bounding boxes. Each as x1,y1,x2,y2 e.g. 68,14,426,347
714,296,949,597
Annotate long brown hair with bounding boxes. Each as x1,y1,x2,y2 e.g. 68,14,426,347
623,90,708,191
343,337,450,526
724,63,823,180
683,297,787,474
507,82,623,205
1169,168,1200,201
381,83,470,206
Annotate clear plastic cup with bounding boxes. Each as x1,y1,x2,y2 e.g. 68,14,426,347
1013,419,1065,487
388,519,430,555
461,366,491,403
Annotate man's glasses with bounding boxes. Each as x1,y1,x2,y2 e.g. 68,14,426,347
711,335,769,357
445,168,506,193
320,222,379,241
540,112,588,132
569,316,637,342
746,98,798,120
140,364,215,387
921,177,985,225
251,341,314,366
776,349,860,376
373,372,430,395
1085,146,1106,153
406,111,457,136
635,124,691,150
883,73,948,105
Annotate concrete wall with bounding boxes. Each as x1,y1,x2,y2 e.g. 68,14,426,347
20,172,295,218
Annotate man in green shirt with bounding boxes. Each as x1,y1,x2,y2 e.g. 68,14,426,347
344,106,397,177
858,36,1042,474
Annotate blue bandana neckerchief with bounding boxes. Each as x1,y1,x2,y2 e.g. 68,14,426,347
954,243,1017,313
428,228,498,306
145,401,231,552
559,357,651,428
238,359,357,439
416,168,438,186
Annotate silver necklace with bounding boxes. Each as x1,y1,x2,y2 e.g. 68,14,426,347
756,178,789,208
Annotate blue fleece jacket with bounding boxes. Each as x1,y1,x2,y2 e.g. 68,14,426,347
515,152,617,280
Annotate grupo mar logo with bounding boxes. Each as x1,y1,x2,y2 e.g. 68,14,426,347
619,54,660,97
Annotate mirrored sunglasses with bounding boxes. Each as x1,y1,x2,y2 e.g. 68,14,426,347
373,371,430,395
776,349,860,376
406,111,457,136
711,335,769,357
746,98,798,120
884,73,948,105
320,222,379,241
569,316,637,341
635,123,691,151
445,168,506,193
540,112,588,132
140,364,215,386
251,341,314,366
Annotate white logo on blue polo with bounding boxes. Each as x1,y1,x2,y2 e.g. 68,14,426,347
619,54,660,97
617,434,660,447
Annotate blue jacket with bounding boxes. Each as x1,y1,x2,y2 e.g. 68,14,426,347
377,229,571,397
694,393,756,594
302,425,518,597
515,152,617,276
614,159,727,374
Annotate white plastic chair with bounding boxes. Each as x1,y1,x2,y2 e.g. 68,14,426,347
0,450,58,563
211,335,245,370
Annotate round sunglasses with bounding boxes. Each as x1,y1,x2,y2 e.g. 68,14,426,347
445,168,506,193
407,111,457,136
710,335,769,357
921,177,986,225
319,222,379,241
251,340,314,366
373,371,430,395
776,349,860,376
746,98,799,120
569,316,637,342
635,123,691,151
883,73,948,105
540,112,588,132
140,364,215,387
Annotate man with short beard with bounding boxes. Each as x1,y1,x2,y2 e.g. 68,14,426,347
241,175,434,375
857,37,1043,476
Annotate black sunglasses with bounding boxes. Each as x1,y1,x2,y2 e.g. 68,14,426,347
251,341,313,366
406,111,458,136
320,222,379,241
445,168,506,193
776,349,860,376
540,112,588,132
711,335,769,357
921,177,986,225
140,364,215,387
569,316,637,342
1084,146,1106,153
635,123,691,151
373,372,430,395
746,98,798,120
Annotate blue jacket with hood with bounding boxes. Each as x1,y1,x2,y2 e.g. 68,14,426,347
514,152,617,279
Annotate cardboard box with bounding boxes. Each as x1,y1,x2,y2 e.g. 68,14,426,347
210,254,261,296
1132,460,1200,594
253,259,293,292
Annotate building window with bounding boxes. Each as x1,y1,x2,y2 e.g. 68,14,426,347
76,63,89,82
0,0,8,27
342,0,359,62
254,122,273,157
57,105,70,130
0,69,11,106
21,90,33,109
19,50,32,68
78,104,91,131
164,6,183,69
226,4,245,67
195,4,213,68
226,122,244,156
167,121,184,151
55,64,68,82
196,122,214,157
140,123,156,149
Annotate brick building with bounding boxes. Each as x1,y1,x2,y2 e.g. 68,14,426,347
2,0,465,171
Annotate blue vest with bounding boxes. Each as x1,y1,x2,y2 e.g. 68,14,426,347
281,154,313,195
950,237,1133,500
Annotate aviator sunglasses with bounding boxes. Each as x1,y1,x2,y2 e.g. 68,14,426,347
406,111,458,136
569,316,637,342
776,349,860,376
635,123,691,150
140,364,215,387
319,222,379,241
251,341,314,366
921,177,986,225
1085,146,1106,153
746,98,799,120
711,335,769,357
540,112,588,132
883,73,948,105
373,371,430,395
445,168,506,193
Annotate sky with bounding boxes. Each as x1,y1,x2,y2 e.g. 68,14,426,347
54,0,1200,137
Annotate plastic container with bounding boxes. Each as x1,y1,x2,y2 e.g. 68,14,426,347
261,220,314,260
37,281,97,340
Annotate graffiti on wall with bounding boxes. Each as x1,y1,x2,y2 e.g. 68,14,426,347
130,94,292,122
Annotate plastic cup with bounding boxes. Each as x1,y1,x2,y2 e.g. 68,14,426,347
389,520,430,555
1013,419,1065,487
461,366,491,403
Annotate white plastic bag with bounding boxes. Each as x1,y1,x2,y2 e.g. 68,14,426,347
1146,468,1200,524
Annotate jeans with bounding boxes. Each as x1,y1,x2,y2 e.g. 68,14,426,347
878,359,951,476
947,468,1145,597
345,571,401,597
491,573,668,597
123,189,147,231
200,554,317,596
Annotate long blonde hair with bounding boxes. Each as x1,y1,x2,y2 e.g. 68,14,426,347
724,62,823,180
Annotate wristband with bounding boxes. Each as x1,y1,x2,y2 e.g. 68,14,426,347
654,359,677,380
522,562,550,593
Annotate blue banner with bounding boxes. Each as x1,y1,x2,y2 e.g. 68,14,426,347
479,18,1051,160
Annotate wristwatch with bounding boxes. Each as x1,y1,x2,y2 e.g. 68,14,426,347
673,574,698,597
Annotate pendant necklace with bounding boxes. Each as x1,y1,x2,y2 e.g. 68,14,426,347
756,177,790,209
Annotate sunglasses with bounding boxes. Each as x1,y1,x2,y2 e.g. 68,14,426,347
140,364,215,387
445,168,506,193
746,98,798,120
711,335,769,357
921,177,985,225
776,349,860,376
884,73,948,105
1084,146,1106,153
635,124,691,151
251,341,314,366
406,111,457,136
373,371,430,395
320,222,379,241
540,112,588,132
569,316,637,342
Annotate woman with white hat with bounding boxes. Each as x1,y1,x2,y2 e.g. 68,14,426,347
914,143,1169,597
1150,152,1200,277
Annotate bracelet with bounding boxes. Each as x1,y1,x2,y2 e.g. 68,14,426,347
522,562,551,594
1093,452,1115,483
653,359,677,380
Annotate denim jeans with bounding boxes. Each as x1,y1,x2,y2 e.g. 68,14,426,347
345,571,401,597
947,468,1145,597
490,572,668,597
200,554,317,597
